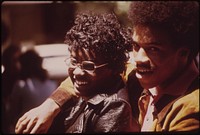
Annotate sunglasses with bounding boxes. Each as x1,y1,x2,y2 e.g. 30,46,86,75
65,58,108,72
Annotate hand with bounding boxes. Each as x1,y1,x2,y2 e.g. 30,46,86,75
15,98,61,134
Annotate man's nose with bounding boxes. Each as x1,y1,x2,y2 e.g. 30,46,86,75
134,48,149,63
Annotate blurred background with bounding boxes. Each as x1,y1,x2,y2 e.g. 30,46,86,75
1,1,132,81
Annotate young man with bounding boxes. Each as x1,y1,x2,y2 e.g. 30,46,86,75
15,1,199,133
128,1,199,131
63,12,138,133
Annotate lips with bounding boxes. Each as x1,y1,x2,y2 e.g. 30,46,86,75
135,67,154,79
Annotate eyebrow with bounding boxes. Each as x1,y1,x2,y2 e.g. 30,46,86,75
133,40,162,47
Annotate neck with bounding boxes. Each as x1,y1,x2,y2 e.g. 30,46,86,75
155,60,199,96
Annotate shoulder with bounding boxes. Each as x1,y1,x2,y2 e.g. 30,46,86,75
104,88,130,105
162,89,200,131
165,89,199,123
99,88,132,113
173,89,199,112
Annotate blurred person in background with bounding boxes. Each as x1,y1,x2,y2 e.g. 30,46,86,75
1,45,21,133
8,49,57,133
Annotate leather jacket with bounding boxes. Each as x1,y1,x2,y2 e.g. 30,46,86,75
64,78,139,133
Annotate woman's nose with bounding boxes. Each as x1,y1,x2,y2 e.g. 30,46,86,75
73,66,85,76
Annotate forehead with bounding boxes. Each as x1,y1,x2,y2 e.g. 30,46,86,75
70,48,96,61
132,25,173,46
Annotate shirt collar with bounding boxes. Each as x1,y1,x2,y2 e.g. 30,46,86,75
87,94,109,105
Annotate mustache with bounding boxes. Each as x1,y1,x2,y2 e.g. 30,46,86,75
136,62,155,70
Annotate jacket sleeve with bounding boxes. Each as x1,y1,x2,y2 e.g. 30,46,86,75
94,100,140,132
49,77,78,109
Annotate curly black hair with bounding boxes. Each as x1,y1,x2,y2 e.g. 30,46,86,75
64,12,133,73
128,1,199,60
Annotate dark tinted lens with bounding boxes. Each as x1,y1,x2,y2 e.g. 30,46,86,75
70,58,77,67
82,61,95,71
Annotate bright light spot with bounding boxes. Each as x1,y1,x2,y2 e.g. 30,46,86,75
33,44,70,78
42,56,69,78
34,44,68,57
116,1,131,13
1,65,5,74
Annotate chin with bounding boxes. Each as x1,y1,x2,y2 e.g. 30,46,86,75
139,81,156,89
75,87,90,96
74,88,81,96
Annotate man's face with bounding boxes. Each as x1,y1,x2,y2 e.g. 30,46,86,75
132,25,185,89
68,48,112,98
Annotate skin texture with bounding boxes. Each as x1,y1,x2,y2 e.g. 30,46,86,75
132,25,189,91
68,48,113,99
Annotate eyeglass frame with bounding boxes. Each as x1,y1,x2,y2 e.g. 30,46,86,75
64,57,108,72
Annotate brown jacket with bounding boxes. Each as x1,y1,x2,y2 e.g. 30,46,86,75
138,87,199,132
155,89,199,131
138,62,199,132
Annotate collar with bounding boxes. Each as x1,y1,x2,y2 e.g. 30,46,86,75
86,94,108,105
84,78,125,105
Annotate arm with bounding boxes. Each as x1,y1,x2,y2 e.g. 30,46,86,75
49,77,77,109
15,77,78,134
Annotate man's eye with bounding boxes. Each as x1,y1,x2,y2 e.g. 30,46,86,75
147,47,160,53
149,47,160,52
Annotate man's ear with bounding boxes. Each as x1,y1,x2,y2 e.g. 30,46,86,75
178,47,190,57
177,47,190,63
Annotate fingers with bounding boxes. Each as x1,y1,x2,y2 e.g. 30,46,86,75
30,121,43,134
15,115,31,134
22,118,37,134
15,114,27,130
